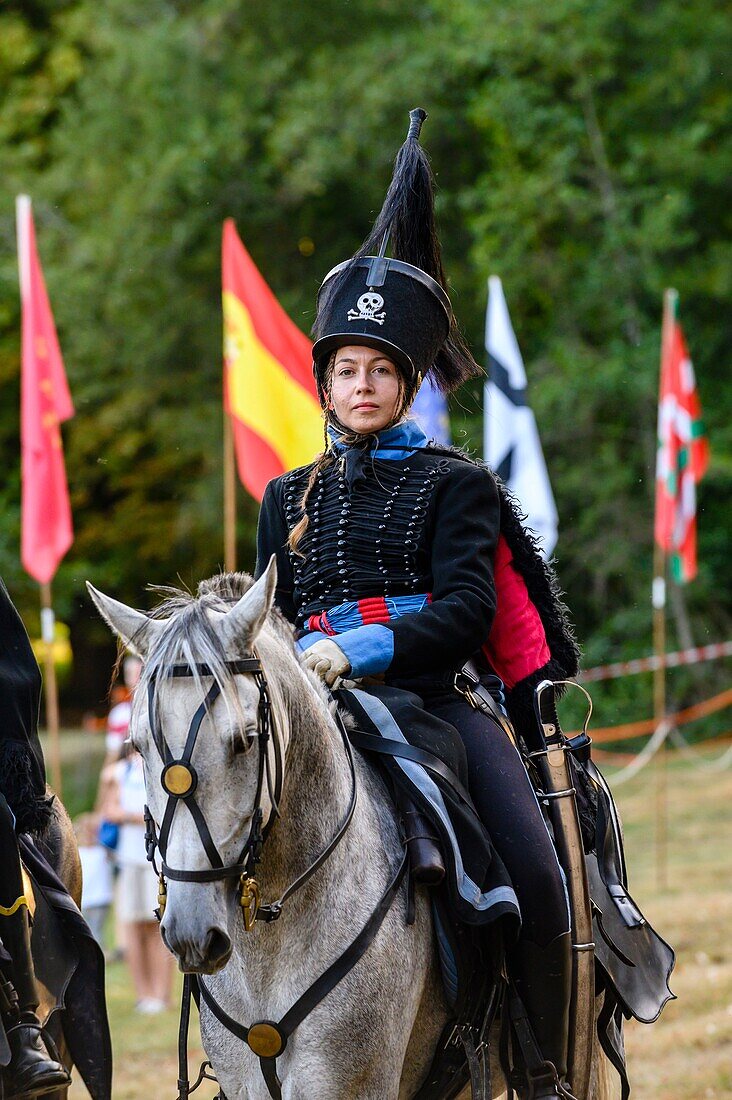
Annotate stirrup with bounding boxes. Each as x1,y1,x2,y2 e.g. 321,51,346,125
525,1062,578,1100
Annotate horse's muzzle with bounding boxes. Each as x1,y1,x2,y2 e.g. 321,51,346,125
161,920,233,975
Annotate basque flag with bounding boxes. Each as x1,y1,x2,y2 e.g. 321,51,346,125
222,221,323,501
484,275,557,557
654,296,708,583
16,195,74,584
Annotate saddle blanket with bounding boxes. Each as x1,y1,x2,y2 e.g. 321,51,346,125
338,683,521,933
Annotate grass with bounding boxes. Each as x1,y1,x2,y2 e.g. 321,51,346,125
611,749,732,1100
91,965,219,1100
40,729,107,819
56,735,731,1099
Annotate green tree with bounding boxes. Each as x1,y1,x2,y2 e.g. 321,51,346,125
0,0,728,721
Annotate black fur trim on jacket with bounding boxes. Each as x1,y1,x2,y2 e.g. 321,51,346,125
494,480,581,731
0,741,54,835
424,445,581,732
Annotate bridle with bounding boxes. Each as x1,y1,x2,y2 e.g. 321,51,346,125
143,651,358,930
143,656,280,928
141,648,408,1100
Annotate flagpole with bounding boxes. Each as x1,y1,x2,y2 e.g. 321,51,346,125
39,582,63,796
223,409,237,572
653,288,677,890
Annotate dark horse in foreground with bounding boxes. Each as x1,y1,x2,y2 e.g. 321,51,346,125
1,784,113,1100
1,577,111,1099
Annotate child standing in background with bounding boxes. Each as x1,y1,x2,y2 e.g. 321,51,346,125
73,813,114,949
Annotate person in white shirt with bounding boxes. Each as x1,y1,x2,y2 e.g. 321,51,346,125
103,746,173,1013
103,654,141,764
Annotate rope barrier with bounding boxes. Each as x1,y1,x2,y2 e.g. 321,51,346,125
571,686,732,782
593,734,732,761
600,720,673,786
579,640,732,683
667,727,732,772
595,733,732,774
571,643,732,775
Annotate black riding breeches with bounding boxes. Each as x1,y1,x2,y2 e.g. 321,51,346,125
420,688,570,946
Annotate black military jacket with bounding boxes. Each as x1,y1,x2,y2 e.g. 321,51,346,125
256,432,501,680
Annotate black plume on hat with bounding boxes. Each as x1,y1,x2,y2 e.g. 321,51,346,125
355,108,447,288
312,109,480,398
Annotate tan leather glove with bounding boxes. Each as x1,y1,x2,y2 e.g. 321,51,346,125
301,638,351,688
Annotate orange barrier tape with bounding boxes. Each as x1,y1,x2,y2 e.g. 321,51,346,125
571,686,732,744
592,734,732,764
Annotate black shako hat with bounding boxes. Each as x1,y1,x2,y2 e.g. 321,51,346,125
312,108,480,403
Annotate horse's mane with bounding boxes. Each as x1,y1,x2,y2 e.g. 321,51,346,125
196,572,296,646
196,572,255,602
137,571,295,727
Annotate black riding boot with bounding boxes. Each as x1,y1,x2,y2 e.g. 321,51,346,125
510,932,578,1100
401,796,445,885
0,908,72,1098
0,846,71,1099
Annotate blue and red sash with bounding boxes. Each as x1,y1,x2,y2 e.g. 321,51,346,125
307,593,432,636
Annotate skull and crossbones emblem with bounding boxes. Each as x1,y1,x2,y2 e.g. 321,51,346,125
347,292,386,326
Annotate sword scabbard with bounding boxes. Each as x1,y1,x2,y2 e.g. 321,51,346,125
533,679,595,1100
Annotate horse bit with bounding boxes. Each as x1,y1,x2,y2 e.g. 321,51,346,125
142,652,408,1100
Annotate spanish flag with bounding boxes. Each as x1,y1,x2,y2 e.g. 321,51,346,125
222,220,323,501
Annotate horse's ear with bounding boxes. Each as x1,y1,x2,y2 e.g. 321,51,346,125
86,583,162,657
221,557,278,649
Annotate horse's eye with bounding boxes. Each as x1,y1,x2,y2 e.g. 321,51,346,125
232,728,256,755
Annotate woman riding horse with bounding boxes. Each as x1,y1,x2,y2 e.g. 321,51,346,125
0,579,71,1097
255,110,580,1100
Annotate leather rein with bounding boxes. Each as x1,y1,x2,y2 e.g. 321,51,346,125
142,653,407,1100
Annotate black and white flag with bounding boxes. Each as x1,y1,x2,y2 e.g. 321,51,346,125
484,275,558,557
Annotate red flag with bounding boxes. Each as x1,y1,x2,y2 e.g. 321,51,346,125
222,221,322,501
16,196,74,584
654,295,709,583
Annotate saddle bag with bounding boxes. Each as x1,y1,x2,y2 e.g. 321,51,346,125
582,760,676,1025
518,688,676,1028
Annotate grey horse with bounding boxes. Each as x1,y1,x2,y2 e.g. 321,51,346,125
89,561,612,1100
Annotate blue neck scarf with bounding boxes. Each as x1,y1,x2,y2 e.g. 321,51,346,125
328,418,428,455
327,419,429,489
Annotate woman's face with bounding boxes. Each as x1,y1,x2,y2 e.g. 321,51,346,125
329,346,402,434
